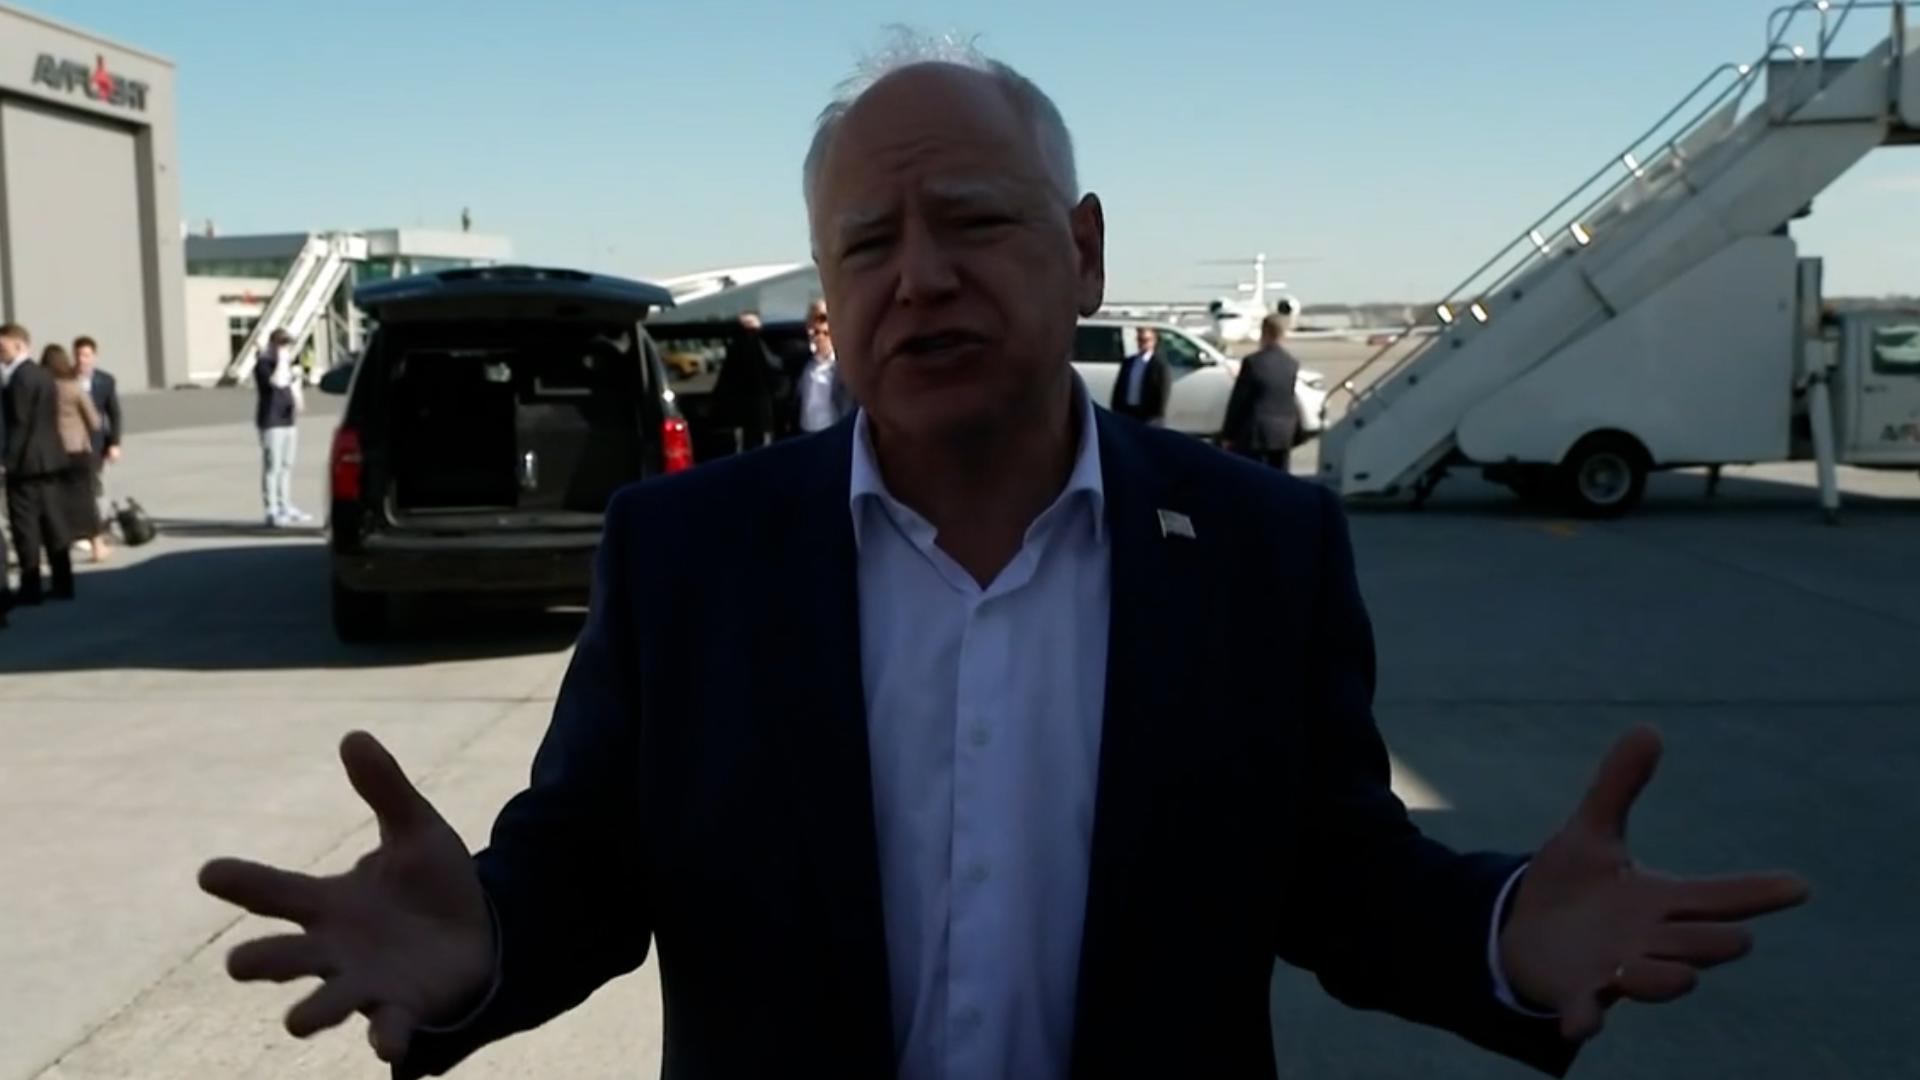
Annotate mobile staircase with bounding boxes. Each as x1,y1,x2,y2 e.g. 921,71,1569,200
1318,1,1918,505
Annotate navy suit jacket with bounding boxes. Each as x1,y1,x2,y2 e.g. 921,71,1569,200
399,408,1578,1079
87,369,121,456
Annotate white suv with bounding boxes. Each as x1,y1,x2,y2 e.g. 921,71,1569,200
1073,318,1326,443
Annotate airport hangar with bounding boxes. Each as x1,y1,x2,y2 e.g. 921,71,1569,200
0,2,185,389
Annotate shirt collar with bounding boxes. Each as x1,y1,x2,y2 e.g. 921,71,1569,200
849,373,1106,551
0,354,25,384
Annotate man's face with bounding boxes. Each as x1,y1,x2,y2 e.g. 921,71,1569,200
76,344,96,373
1136,328,1158,355
0,335,27,363
809,63,1105,442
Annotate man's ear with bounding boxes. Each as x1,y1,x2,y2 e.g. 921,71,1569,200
1070,193,1107,317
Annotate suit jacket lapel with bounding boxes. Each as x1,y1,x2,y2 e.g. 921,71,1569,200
762,419,896,1060
1073,414,1215,1071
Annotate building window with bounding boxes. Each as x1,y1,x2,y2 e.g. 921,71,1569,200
228,315,259,362
189,258,297,279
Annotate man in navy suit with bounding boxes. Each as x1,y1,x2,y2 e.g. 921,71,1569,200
200,35,1809,1080
73,337,120,560
1109,325,1170,425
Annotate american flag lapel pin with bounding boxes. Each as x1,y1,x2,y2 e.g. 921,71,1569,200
1156,509,1196,540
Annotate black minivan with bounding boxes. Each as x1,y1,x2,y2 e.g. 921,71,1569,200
322,266,691,642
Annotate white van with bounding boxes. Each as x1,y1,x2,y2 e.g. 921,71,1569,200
1073,318,1326,443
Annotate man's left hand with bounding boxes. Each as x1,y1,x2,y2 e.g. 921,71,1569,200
1498,725,1810,1042
106,445,122,464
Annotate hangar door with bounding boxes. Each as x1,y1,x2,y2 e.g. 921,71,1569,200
1,97,150,384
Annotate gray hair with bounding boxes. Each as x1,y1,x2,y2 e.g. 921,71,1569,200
801,27,1080,216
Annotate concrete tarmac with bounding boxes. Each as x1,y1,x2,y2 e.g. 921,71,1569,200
1,407,1916,1079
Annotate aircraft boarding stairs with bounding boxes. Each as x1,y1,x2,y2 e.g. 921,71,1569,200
218,232,368,385
1318,0,1919,501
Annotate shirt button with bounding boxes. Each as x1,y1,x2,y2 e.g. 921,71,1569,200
959,1006,984,1029
966,862,990,885
968,726,990,748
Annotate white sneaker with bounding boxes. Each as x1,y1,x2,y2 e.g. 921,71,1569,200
283,508,315,525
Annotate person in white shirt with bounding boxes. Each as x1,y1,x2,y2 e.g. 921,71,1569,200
798,304,853,433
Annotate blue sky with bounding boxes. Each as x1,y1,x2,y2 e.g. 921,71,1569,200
32,0,1920,302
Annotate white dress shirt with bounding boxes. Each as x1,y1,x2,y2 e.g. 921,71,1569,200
0,353,26,387
852,382,1109,1080
1122,351,1152,408
848,379,1542,1079
801,353,840,433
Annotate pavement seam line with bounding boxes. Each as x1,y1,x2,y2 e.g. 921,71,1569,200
28,693,542,1077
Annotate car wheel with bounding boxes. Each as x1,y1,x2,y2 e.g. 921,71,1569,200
1556,435,1648,518
332,577,390,643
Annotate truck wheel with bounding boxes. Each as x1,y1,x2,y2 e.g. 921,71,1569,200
1557,435,1648,518
332,578,390,643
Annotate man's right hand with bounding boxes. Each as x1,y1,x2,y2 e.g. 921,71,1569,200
198,731,496,1063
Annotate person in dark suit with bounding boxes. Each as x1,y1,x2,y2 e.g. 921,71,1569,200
1222,313,1303,469
199,46,1809,1080
1,323,79,605
73,336,121,561
0,323,21,626
1109,325,1170,424
708,313,783,454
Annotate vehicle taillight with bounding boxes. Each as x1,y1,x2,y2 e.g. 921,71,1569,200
662,417,694,474
331,426,364,501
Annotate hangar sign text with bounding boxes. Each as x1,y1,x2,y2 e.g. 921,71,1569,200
30,53,148,112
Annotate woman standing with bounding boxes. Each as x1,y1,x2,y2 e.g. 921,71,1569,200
40,344,102,597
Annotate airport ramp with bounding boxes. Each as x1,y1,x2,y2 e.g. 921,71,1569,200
1319,0,1918,500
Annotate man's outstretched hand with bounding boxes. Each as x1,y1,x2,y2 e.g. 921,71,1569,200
1499,725,1810,1042
198,732,495,1063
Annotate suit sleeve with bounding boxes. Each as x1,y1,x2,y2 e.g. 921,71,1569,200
102,377,122,449
3,376,24,467
1274,487,1578,1077
397,492,655,1078
1221,363,1254,443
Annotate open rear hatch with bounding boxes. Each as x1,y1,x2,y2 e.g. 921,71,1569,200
385,326,648,530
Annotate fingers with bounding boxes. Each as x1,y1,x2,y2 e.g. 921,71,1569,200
228,933,334,983
199,858,326,923
1613,958,1698,1003
340,731,436,840
286,976,371,1039
368,1004,418,1063
1668,872,1811,921
1572,725,1663,841
1648,922,1753,968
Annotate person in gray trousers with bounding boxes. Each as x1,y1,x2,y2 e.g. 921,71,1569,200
1221,313,1302,469
253,328,311,527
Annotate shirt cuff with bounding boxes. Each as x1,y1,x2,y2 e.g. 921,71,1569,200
416,890,504,1034
1487,862,1559,1019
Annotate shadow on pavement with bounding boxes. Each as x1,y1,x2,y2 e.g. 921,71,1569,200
149,516,329,541
0,541,583,674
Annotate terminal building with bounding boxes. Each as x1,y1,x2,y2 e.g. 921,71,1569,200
0,2,186,389
184,228,511,383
